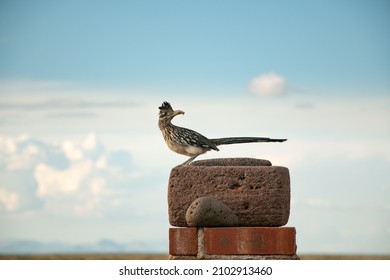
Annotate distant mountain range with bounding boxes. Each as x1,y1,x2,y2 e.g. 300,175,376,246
0,239,167,254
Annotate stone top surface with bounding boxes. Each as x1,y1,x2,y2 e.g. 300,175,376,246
190,158,272,167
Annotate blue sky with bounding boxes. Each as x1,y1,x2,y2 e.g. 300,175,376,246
0,0,390,255
1,0,389,93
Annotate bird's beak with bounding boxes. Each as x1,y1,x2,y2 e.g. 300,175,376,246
173,110,184,116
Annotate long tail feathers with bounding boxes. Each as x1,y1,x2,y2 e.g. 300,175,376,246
210,137,287,146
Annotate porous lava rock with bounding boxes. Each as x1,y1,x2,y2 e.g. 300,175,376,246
168,158,290,227
185,197,239,227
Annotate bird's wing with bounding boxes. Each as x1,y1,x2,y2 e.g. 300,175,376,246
174,126,219,151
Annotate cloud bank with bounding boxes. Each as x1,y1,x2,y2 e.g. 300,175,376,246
0,133,134,215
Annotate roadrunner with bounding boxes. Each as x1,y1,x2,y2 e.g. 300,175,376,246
158,101,287,165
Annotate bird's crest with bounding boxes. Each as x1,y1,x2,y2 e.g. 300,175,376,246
159,101,173,111
159,101,174,117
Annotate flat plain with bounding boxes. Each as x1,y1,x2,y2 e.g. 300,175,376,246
1,254,389,260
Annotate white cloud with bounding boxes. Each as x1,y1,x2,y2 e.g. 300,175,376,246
0,136,17,154
83,133,98,151
96,156,107,169
90,178,107,196
34,161,93,197
61,140,84,161
60,133,105,163
0,188,20,211
0,134,44,170
248,72,287,96
0,133,137,216
31,134,136,215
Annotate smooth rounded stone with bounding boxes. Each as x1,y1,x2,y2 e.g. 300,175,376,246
168,158,290,227
186,197,239,227
190,158,272,167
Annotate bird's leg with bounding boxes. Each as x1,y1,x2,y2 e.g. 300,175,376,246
182,155,198,165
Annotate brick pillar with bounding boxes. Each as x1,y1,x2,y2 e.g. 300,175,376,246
167,158,299,260
169,227,298,260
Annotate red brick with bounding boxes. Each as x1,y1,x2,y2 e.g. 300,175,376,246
169,227,198,256
204,227,296,255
